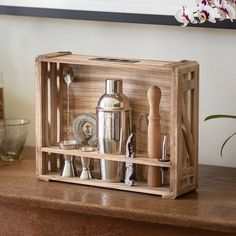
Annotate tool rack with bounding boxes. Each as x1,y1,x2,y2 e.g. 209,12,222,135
36,52,199,199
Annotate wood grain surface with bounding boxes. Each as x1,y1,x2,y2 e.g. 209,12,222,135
0,150,235,235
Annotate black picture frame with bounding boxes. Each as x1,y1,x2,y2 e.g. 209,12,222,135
0,5,236,29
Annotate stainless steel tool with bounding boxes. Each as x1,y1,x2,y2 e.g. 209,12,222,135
125,133,135,186
158,135,170,162
58,68,78,177
63,67,74,140
58,140,78,177
61,155,76,177
97,79,132,182
79,147,95,180
158,135,170,185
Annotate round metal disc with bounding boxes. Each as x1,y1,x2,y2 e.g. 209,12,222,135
72,114,97,146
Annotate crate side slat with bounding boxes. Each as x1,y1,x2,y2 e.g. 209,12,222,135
48,62,59,171
176,71,185,197
35,61,49,175
191,68,199,188
181,98,195,167
176,64,199,196
35,59,43,176
49,63,58,145
169,75,176,197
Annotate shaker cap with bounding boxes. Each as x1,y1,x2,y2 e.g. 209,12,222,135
106,79,122,94
96,79,131,111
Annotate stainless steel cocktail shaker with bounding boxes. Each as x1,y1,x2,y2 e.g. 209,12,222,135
96,79,132,182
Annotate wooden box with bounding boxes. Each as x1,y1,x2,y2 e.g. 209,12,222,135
35,52,199,199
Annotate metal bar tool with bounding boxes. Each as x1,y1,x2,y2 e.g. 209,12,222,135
125,133,135,186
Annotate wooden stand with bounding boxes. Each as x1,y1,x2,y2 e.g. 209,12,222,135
35,52,199,199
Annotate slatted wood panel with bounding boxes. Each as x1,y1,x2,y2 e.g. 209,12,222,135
35,52,199,199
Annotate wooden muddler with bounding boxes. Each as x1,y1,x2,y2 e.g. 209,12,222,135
147,86,162,187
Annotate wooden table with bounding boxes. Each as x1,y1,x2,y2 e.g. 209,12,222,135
0,149,235,236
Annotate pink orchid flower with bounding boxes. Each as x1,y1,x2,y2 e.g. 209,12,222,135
175,6,197,26
197,0,217,23
214,0,235,21
175,0,235,26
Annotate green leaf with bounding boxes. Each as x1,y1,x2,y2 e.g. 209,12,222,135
204,114,236,121
220,131,236,157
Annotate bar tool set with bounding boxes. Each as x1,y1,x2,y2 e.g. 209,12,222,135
57,77,170,185
36,52,199,199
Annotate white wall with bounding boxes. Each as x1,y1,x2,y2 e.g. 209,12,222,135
0,0,195,15
0,15,235,167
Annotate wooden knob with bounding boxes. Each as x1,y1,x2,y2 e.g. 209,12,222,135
147,86,161,118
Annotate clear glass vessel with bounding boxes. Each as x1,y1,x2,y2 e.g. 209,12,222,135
0,118,30,161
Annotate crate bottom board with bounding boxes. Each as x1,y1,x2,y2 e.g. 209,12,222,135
38,174,170,197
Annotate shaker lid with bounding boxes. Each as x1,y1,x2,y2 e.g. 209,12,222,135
106,79,122,94
96,79,131,111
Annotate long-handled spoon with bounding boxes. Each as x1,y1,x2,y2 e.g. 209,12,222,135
63,68,74,139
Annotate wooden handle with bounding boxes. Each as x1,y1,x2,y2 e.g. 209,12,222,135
147,86,162,187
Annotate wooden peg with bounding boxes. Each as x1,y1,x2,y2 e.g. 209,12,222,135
147,86,162,187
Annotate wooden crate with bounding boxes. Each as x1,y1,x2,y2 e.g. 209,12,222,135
35,52,199,199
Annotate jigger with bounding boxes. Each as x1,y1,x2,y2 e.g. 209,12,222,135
58,140,78,177
61,155,76,177
80,156,92,180
80,147,94,180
